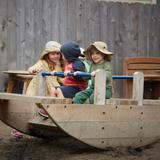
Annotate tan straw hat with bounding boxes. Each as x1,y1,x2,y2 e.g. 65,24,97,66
40,41,61,59
84,41,114,60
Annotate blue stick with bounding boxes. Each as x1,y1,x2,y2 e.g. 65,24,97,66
41,71,91,78
41,71,133,79
112,75,133,79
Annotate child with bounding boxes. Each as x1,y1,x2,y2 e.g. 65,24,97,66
27,41,65,118
26,41,65,96
11,41,64,137
50,42,88,98
73,41,114,104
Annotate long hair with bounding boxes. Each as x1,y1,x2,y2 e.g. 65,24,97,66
43,52,65,71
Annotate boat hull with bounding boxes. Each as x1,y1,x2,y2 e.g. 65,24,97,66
0,94,68,138
0,92,160,149
42,103,160,149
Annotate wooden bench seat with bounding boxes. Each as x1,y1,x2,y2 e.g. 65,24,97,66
123,57,160,99
0,92,72,104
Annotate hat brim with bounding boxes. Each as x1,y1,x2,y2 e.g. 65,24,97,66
84,45,114,60
40,48,61,59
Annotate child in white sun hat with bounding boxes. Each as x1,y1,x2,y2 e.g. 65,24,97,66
26,41,65,118
26,41,65,96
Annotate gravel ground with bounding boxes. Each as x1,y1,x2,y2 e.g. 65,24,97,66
0,120,160,160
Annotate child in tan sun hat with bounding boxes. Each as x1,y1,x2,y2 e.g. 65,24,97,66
26,41,65,97
73,41,114,104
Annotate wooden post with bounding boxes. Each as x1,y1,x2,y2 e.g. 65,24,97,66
132,72,144,106
94,70,107,105
38,72,46,96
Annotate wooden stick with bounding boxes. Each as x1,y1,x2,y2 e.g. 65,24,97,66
132,72,144,106
94,70,107,105
38,72,46,96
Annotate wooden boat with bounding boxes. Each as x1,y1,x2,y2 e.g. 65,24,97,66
0,70,160,149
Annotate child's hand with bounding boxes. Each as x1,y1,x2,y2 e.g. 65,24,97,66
91,71,96,77
73,71,80,76
64,71,70,76
28,66,43,73
91,69,100,76
28,67,39,73
50,71,57,76
36,67,43,72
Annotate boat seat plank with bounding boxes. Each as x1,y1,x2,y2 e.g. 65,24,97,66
0,92,72,104
106,98,160,106
28,115,56,127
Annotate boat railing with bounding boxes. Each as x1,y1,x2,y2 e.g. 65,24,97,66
39,70,144,106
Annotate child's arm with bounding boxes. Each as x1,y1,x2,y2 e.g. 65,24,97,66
72,61,87,81
28,60,44,73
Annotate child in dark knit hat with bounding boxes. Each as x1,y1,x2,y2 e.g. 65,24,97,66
50,42,88,98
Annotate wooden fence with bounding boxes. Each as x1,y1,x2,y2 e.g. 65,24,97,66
0,0,160,95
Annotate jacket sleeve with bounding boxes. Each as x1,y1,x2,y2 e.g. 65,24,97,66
28,60,44,73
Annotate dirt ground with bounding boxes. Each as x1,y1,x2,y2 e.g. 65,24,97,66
0,120,160,160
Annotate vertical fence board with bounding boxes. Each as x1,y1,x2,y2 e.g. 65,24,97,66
0,0,8,70
0,0,8,91
7,0,17,69
24,0,34,69
16,0,25,69
59,0,68,43
33,0,43,61
51,0,60,42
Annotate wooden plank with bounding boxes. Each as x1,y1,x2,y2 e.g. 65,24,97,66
123,57,160,98
137,5,150,56
16,0,26,69
128,63,160,70
0,0,7,71
106,98,138,105
24,0,35,69
59,0,68,43
143,99,160,106
28,115,56,127
6,0,17,70
33,0,43,61
38,72,46,96
51,0,60,41
42,104,160,122
0,100,36,134
148,5,160,57
42,103,160,149
128,70,160,75
106,98,160,106
67,0,76,41
75,0,84,45
2,70,35,75
94,70,106,105
0,92,72,104
132,72,144,106
42,0,52,42
124,57,160,64
0,0,9,92
0,99,66,138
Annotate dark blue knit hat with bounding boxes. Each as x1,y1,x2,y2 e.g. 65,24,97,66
60,42,81,62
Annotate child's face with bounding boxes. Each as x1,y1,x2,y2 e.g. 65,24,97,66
91,50,105,64
48,51,61,63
